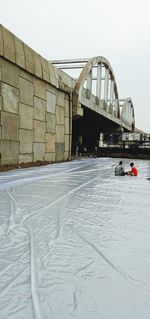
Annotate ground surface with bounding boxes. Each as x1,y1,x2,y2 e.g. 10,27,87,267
0,158,150,319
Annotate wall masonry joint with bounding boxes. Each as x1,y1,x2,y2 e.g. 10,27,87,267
0,24,74,165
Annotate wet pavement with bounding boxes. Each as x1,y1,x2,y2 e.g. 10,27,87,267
0,158,150,319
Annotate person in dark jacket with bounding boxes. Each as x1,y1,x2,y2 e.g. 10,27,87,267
115,161,125,176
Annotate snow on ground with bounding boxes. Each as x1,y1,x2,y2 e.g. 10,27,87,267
0,158,150,319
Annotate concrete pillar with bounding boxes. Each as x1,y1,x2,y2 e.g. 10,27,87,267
110,79,114,105
86,70,92,97
104,67,109,103
96,63,102,99
115,99,119,117
128,102,132,124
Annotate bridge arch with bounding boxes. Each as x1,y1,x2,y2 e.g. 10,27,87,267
73,56,135,132
73,56,120,119
120,98,135,130
71,56,136,153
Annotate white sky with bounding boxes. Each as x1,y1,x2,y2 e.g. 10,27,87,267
1,0,150,132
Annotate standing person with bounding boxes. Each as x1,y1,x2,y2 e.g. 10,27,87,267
95,146,98,156
126,163,138,176
115,161,125,176
75,145,79,158
83,146,87,154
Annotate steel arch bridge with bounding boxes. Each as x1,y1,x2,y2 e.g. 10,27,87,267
72,56,135,131
51,56,135,132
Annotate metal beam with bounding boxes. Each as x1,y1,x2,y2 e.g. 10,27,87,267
49,58,89,64
74,76,107,81
51,64,105,70
56,64,90,69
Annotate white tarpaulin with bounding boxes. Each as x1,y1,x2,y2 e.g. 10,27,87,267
0,158,150,319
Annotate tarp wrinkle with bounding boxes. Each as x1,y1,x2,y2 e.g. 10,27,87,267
0,158,150,319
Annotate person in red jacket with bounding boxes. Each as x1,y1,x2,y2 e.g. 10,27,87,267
126,162,138,176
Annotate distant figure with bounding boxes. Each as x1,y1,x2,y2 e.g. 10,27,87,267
95,146,98,156
75,145,79,158
115,161,125,176
126,162,138,176
83,146,87,153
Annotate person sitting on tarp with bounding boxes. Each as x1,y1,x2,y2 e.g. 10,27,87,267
115,161,125,176
126,162,138,176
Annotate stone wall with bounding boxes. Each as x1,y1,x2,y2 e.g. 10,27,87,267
0,25,75,165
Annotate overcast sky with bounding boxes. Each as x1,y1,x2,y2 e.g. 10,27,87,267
1,0,150,132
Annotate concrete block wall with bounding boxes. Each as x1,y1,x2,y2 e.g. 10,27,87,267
0,24,74,165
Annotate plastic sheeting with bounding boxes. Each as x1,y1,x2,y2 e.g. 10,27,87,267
0,158,150,319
